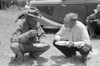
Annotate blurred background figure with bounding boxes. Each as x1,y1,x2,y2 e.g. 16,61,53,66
86,4,100,38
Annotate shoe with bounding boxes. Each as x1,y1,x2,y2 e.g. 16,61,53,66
81,55,87,64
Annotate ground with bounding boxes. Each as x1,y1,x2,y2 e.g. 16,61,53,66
0,8,100,66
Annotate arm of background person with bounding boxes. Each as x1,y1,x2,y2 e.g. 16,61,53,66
11,19,37,44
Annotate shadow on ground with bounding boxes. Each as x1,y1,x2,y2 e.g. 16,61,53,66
8,55,48,66
50,55,91,66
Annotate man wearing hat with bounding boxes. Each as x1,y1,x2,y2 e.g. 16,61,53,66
86,4,100,38
53,13,92,64
10,7,50,63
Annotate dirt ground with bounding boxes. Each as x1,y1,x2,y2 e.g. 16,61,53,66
0,9,100,66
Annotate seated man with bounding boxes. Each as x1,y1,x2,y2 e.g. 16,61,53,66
86,4,100,38
53,13,92,64
10,7,50,63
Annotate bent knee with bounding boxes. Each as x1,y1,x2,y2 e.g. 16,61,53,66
79,45,92,55
82,45,92,51
10,43,20,49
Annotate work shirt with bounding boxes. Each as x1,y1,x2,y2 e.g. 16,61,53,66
11,19,45,44
56,21,90,45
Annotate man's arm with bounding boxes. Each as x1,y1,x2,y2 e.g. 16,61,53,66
10,19,23,43
73,24,90,48
86,13,96,22
54,25,65,41
10,19,37,44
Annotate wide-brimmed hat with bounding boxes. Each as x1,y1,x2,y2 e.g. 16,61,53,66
15,7,40,22
26,7,40,17
94,4,100,13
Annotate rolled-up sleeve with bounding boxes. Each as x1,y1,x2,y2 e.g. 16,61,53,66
10,29,21,43
54,25,65,41
56,25,65,36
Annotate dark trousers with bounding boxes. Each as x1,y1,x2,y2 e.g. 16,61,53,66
87,21,100,36
53,40,92,57
91,21,100,35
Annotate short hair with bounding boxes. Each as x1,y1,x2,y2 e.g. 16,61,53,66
65,13,78,20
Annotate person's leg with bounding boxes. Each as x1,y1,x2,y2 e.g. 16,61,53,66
77,44,92,64
25,43,50,59
10,43,24,58
10,42,26,63
10,29,39,58
53,40,76,57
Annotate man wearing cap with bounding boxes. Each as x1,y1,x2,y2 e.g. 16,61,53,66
86,4,100,38
53,13,92,64
10,7,50,63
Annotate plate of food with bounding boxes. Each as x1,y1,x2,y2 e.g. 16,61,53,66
55,41,69,46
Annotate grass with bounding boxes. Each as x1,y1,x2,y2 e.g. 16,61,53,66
0,8,100,66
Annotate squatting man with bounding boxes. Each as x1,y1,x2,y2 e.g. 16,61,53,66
10,7,50,63
53,13,92,64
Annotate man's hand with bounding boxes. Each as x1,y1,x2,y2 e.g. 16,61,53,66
54,35,61,41
29,30,38,36
66,41,74,48
74,41,86,48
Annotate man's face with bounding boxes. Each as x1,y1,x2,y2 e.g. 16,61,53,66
28,16,37,26
63,16,76,28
